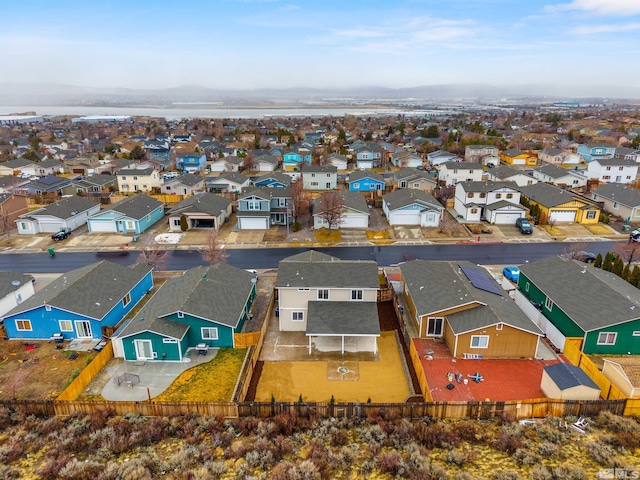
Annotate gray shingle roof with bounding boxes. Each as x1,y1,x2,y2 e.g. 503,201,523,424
592,183,640,208
0,271,34,299
518,183,594,208
117,167,156,176
277,251,379,289
239,186,289,200
535,164,570,179
208,172,248,185
167,173,204,187
304,165,337,173
594,158,637,167
117,264,257,338
253,172,291,186
254,154,279,165
400,260,542,335
519,256,640,332
458,181,518,193
2,261,152,320
394,168,437,183
442,161,483,170
103,194,164,220
307,301,380,336
25,196,99,220
382,189,442,211
544,363,599,390
348,170,384,183
313,191,369,214
502,148,524,156
489,165,521,180
167,192,231,216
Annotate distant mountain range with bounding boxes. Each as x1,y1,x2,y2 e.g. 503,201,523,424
1,82,639,106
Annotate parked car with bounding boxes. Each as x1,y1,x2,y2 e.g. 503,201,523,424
561,251,597,263
515,217,533,234
503,266,520,283
631,230,640,243
51,229,71,241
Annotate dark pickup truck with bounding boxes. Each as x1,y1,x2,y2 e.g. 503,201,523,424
51,229,71,241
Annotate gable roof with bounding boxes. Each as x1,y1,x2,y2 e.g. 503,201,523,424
117,264,256,338
518,183,595,208
117,167,156,176
307,301,380,336
535,163,574,179
441,161,483,170
544,363,599,390
254,154,279,165
277,250,378,289
400,260,542,335
165,173,204,187
519,256,640,332
489,165,526,180
253,172,292,186
103,194,164,220
22,195,99,220
593,158,637,167
2,261,152,321
313,191,369,215
502,148,525,157
348,170,384,183
394,168,437,183
208,172,249,185
240,186,290,201
457,180,519,193
303,165,337,174
382,188,442,211
167,192,231,217
592,183,640,208
0,271,34,298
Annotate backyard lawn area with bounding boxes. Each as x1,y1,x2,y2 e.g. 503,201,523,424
154,348,247,402
254,331,411,403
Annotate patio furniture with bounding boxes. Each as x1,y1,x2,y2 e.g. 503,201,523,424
196,343,209,355
114,373,140,388
423,349,434,359
51,333,64,343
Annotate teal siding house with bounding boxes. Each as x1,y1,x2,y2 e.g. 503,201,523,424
1,261,153,340
518,256,640,355
87,194,165,234
113,264,257,361
348,170,385,192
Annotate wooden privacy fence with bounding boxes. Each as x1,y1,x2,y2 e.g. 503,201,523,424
56,342,114,401
409,339,433,402
54,400,238,418
563,338,640,416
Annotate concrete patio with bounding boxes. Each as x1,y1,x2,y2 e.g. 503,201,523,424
100,348,219,401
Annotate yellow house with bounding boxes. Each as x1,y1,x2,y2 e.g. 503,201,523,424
500,148,537,166
520,182,601,225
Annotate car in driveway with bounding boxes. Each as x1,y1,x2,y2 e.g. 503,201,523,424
51,229,71,241
503,266,520,282
515,217,533,234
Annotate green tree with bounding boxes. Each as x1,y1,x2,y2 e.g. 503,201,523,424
425,125,439,138
602,252,614,272
629,265,640,287
180,215,189,232
29,137,41,150
104,143,118,154
612,256,624,277
621,263,631,282
364,131,373,141
397,121,406,137
22,150,39,162
594,252,603,268
130,145,146,160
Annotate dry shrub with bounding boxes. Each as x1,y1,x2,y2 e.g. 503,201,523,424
330,428,350,446
0,437,25,463
495,432,525,454
584,440,617,465
58,458,103,480
305,438,333,478
536,423,565,444
452,419,481,443
413,421,460,449
443,448,476,466
378,451,406,476
491,470,523,480
0,464,20,479
531,463,586,480
595,411,640,434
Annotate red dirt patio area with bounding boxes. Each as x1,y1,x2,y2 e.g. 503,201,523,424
414,338,561,402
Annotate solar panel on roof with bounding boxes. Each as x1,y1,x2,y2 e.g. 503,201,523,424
458,264,503,296
38,176,63,185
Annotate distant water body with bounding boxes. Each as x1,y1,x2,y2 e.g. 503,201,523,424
0,105,411,120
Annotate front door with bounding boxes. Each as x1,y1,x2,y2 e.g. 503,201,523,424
134,340,154,360
427,317,443,336
75,320,92,338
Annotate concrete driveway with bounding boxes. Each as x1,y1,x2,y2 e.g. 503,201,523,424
100,348,218,401
393,226,424,240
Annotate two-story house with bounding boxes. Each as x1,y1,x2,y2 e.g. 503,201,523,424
236,187,291,230
532,164,588,187
352,144,382,170
486,165,537,187
453,181,525,223
283,146,312,171
586,158,638,184
117,167,162,193
577,143,615,163
175,152,207,174
592,183,640,223
302,165,337,191
276,250,380,354
464,145,500,166
437,161,484,186
393,168,437,193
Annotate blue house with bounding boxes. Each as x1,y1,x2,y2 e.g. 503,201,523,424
1,261,153,340
175,152,207,173
253,172,292,189
87,194,165,234
113,264,257,361
348,170,385,192
236,187,292,230
283,146,312,171
577,143,615,163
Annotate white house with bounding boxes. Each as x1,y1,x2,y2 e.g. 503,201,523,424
587,158,638,184
0,272,35,317
427,151,461,167
254,154,279,172
16,196,101,235
303,165,337,191
210,156,243,173
438,161,484,186
453,181,525,224
486,165,537,187
391,151,423,168
382,189,444,227
464,145,500,166
161,173,205,195
328,153,348,171
313,191,369,229
205,172,251,194
532,164,588,188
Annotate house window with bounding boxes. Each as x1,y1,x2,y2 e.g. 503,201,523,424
163,338,178,343
400,181,407,188
506,193,513,199
298,288,310,291
353,183,360,188
146,214,151,221
613,202,619,209
470,335,489,348
545,297,553,311
292,311,304,322
619,167,624,171
632,331,640,337
16,319,32,331
627,176,632,180
317,289,329,300
45,305,51,312
311,182,319,186
123,292,131,307
133,176,138,180
126,221,135,230
470,208,478,214
20,222,28,230
351,289,363,300
143,185,148,189
311,173,316,177
605,166,611,171
453,169,458,174
121,176,127,180
586,211,596,219
479,193,486,198
201,327,218,340
597,332,617,345
413,183,420,188
496,323,503,331
495,194,501,199
59,320,73,332
173,219,181,226
525,282,529,292
177,312,184,318
326,183,331,188
467,193,474,198
603,176,611,180
247,200,260,210
469,170,473,174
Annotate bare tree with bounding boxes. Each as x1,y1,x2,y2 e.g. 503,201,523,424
242,152,255,172
434,186,455,207
316,191,345,230
562,241,589,260
287,180,309,222
438,214,457,236
612,241,640,266
200,230,229,265
136,234,169,271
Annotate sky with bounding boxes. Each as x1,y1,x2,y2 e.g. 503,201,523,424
1,0,639,92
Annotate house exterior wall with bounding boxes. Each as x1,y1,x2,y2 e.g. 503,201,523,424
237,196,270,212
4,306,95,340
526,199,599,225
540,371,600,400
132,206,165,234
349,178,384,192
584,320,640,355
0,281,35,317
163,313,236,349
118,171,161,193
303,172,337,190
602,362,640,398
122,331,183,361
438,165,484,186
452,323,538,358
594,196,639,222
587,162,638,184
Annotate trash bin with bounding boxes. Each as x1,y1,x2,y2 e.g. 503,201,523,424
48,247,55,257
132,235,139,242
622,225,631,232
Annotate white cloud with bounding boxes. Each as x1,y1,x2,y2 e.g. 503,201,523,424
571,21,640,33
546,0,640,16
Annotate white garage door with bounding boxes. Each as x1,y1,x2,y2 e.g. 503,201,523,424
492,212,523,225
88,220,117,232
549,210,576,223
389,211,421,226
341,214,368,228
38,220,65,233
239,217,269,230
